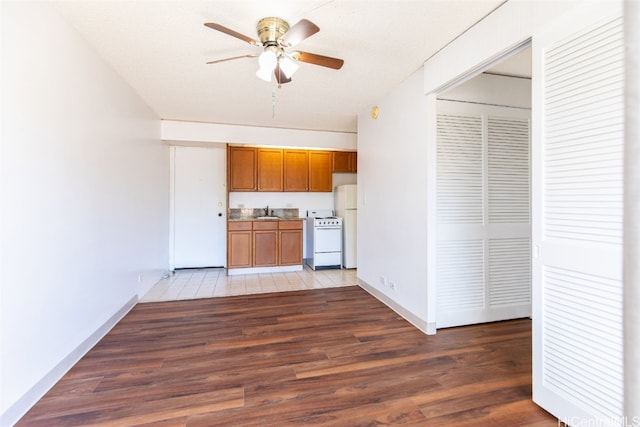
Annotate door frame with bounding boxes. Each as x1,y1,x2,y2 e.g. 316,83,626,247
425,39,532,334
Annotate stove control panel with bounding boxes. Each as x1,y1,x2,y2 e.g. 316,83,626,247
318,220,340,226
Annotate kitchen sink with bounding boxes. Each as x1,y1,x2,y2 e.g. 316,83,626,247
256,216,279,220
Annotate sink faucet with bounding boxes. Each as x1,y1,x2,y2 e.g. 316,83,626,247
264,205,269,216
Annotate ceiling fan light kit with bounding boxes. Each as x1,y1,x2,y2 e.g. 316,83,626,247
279,56,299,78
256,48,278,82
205,16,343,85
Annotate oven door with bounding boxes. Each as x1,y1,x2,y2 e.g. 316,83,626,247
314,227,341,253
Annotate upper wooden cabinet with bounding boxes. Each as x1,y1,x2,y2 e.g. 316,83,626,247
257,148,283,192
332,151,357,173
228,147,257,191
308,151,333,192
283,150,309,192
228,146,355,193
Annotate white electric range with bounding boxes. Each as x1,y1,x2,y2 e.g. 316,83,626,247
306,210,342,270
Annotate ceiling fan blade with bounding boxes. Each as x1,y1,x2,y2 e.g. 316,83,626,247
294,51,344,70
274,64,292,85
280,19,319,47
206,54,258,65
204,22,261,46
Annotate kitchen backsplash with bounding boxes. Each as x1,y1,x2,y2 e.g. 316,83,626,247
228,208,300,220
227,173,356,220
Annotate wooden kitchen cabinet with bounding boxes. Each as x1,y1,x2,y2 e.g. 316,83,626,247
283,150,309,192
228,147,257,191
228,219,303,269
228,145,338,193
308,151,333,192
278,220,303,265
253,221,278,266
332,151,357,173
227,221,252,268
257,148,283,192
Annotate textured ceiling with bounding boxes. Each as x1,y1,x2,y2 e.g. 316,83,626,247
55,0,508,133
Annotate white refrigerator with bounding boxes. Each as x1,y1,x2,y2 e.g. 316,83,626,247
335,184,357,268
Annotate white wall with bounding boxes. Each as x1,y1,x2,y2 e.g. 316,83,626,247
162,120,357,150
439,73,531,108
229,170,357,215
423,0,579,95
356,69,429,328
0,3,168,424
357,6,540,334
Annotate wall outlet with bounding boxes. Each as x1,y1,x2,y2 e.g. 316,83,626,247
389,281,396,291
379,276,386,286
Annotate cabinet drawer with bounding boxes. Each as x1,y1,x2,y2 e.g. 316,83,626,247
253,221,278,230
228,221,252,231
278,220,303,230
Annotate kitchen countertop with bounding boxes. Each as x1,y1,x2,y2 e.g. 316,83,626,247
228,217,303,222
228,207,300,221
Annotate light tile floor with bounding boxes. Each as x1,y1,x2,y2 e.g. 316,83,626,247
140,266,358,303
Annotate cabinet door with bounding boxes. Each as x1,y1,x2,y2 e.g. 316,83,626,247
228,147,257,191
349,152,357,172
279,229,303,265
283,150,309,191
257,148,283,192
253,230,278,266
308,151,333,192
332,151,357,173
227,231,252,268
332,151,351,172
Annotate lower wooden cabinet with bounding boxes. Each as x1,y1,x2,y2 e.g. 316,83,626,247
228,220,303,269
278,220,303,265
253,221,278,267
227,221,252,268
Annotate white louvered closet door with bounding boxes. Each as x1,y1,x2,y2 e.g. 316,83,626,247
436,101,531,328
531,1,624,425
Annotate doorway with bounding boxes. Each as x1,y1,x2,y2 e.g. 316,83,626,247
434,47,532,329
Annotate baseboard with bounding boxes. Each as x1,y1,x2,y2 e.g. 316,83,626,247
1,295,138,426
227,265,303,276
357,278,435,335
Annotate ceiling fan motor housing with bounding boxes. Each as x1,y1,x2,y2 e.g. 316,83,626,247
257,17,289,46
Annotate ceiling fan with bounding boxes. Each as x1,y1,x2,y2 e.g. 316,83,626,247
204,17,344,85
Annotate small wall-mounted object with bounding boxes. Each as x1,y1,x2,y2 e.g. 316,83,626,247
370,105,379,119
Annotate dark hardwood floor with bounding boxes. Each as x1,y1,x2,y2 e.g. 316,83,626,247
18,286,557,426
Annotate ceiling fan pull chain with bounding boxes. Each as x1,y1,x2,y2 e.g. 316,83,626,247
272,85,276,118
